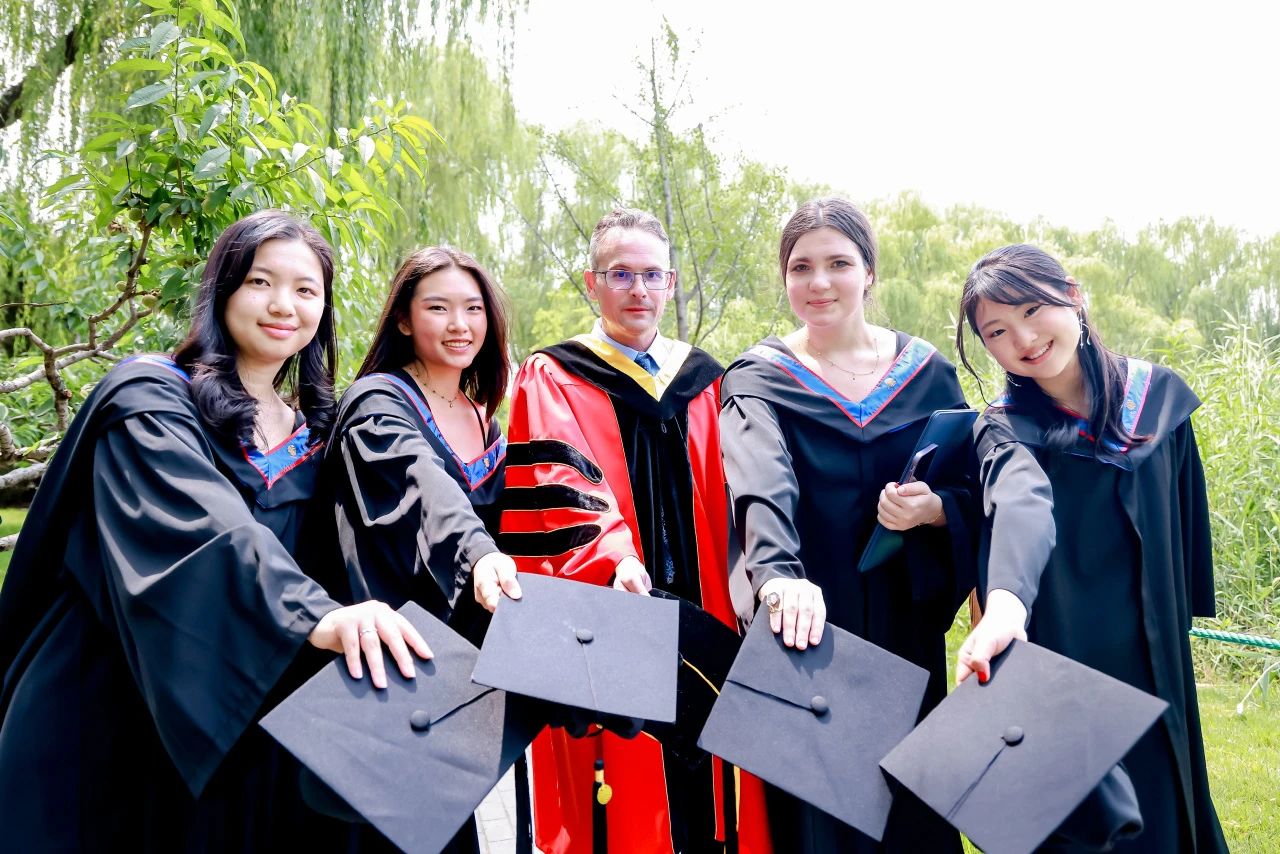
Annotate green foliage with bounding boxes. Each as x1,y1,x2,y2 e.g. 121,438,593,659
1172,324,1280,673
1,0,438,454
0,506,28,582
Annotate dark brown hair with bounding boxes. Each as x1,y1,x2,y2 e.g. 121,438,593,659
356,246,511,420
778,197,878,286
174,209,337,445
956,243,1145,452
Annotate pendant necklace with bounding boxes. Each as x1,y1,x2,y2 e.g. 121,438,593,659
806,331,881,378
409,362,461,409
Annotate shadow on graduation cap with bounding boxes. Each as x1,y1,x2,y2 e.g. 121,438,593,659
260,601,548,854
880,640,1168,854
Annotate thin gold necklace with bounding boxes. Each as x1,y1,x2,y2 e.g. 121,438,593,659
806,332,881,378
409,362,461,409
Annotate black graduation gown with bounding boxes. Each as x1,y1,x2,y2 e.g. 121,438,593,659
316,369,508,854
976,358,1228,854
320,369,504,624
720,333,974,854
0,355,345,852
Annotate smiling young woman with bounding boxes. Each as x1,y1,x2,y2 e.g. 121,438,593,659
720,197,974,853
954,243,1228,853
0,210,430,851
310,245,526,850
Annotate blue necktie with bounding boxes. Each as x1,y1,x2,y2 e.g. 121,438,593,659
634,352,659,376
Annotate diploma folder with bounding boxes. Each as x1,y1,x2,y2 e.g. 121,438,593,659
856,408,977,574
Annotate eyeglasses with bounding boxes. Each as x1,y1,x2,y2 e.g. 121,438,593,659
591,269,674,290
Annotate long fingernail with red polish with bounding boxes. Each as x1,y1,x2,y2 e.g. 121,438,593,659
978,672,988,684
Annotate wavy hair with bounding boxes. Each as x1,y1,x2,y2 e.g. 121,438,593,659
173,209,337,446
356,246,511,421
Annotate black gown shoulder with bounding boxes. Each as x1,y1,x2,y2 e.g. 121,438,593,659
0,355,342,851
319,370,502,620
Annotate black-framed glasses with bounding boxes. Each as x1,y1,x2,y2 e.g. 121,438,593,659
592,269,674,290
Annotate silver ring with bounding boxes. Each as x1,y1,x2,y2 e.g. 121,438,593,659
359,628,377,637
765,591,782,614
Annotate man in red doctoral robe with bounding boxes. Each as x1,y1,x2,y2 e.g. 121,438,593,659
499,208,771,854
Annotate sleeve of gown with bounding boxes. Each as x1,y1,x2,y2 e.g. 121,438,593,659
720,394,805,598
978,433,1057,617
92,410,339,797
499,355,639,585
338,395,499,606
902,479,979,624
1180,421,1217,618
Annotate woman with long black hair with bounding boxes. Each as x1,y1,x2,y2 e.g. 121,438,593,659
322,245,521,627
953,243,1228,853
317,245,524,853
0,210,429,851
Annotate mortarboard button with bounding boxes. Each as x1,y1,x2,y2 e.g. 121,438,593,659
879,640,1168,854
260,601,548,854
472,573,679,722
698,615,930,841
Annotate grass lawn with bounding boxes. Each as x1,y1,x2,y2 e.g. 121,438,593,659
1199,681,1280,851
0,506,27,588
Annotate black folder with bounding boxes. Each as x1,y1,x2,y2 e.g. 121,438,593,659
856,408,977,573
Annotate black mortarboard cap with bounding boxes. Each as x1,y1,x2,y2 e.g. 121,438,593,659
259,601,547,854
471,573,680,723
697,614,930,841
643,589,744,766
879,640,1168,854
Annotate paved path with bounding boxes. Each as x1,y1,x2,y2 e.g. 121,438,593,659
477,766,520,854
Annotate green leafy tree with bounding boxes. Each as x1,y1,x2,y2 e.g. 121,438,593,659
0,0,437,547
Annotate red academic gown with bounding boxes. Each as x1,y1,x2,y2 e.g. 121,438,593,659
500,334,771,854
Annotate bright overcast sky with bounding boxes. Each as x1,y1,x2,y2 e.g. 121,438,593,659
499,0,1279,238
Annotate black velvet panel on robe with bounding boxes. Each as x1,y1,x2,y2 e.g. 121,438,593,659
976,360,1227,853
720,333,974,854
0,357,350,852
